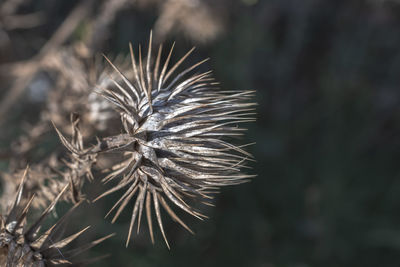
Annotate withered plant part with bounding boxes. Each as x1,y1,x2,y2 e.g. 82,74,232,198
34,46,122,136
1,116,97,213
4,46,129,173
76,33,256,248
32,46,131,134
0,161,58,214
52,115,97,204
2,50,134,211
2,46,95,171
0,168,114,266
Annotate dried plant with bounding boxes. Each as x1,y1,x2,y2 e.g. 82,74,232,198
83,32,256,248
0,161,58,213
38,46,128,136
0,168,113,266
4,47,130,175
52,115,97,204
0,0,256,258
1,115,98,214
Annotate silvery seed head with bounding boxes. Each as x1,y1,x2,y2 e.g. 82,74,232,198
95,32,256,248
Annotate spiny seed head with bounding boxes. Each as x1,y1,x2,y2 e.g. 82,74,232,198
0,167,113,266
95,32,256,248
53,115,97,204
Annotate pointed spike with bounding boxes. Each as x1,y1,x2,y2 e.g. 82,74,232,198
167,70,212,100
32,201,83,250
158,42,175,90
145,191,154,244
52,121,81,155
146,31,153,113
160,179,204,220
154,44,162,89
153,191,170,249
61,233,115,259
164,57,210,92
93,178,130,203
159,195,194,235
139,45,152,113
104,180,137,219
8,165,29,220
13,194,35,234
136,180,147,234
129,42,144,97
48,226,91,249
26,184,69,240
111,185,138,224
103,53,140,105
125,187,143,247
138,45,145,94
163,47,196,86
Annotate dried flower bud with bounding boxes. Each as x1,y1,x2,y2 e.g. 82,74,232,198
53,115,97,203
0,167,114,266
95,32,256,248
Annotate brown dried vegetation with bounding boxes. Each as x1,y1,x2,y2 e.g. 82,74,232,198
0,0,255,265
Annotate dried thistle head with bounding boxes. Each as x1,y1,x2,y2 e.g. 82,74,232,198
2,114,98,214
0,168,113,266
95,32,256,248
53,115,98,204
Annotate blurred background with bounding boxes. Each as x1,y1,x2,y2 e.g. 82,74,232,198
2,0,400,266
